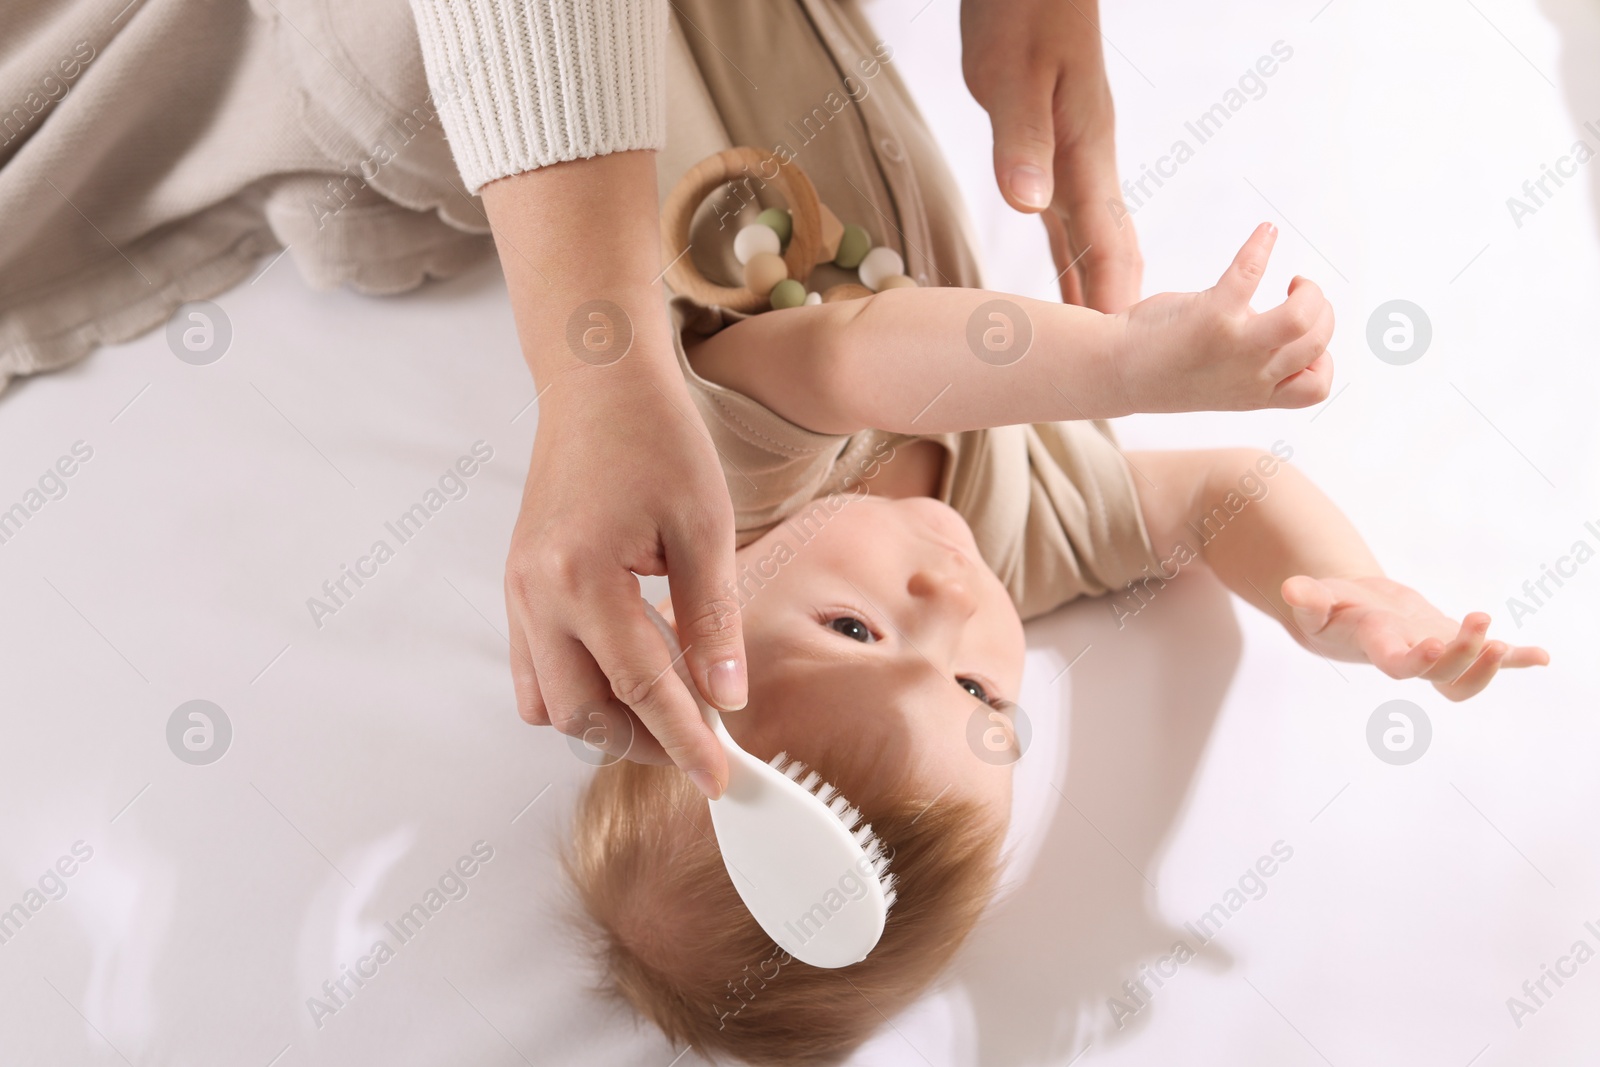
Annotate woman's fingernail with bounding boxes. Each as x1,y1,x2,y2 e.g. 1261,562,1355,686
690,769,724,800
707,659,747,711
1009,165,1052,210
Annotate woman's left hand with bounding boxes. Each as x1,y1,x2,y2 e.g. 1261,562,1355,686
961,0,1143,312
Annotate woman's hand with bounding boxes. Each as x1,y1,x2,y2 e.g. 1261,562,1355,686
1113,223,1335,413
483,151,745,799
506,356,743,797
961,0,1143,312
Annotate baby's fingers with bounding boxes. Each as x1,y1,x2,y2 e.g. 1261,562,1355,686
1372,633,1446,679
1266,300,1335,380
1213,222,1278,308
1435,641,1509,702
1501,645,1550,668
1251,275,1328,349
1269,349,1334,409
1422,612,1491,683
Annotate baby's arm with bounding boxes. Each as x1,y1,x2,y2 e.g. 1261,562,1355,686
1127,448,1548,700
688,224,1332,434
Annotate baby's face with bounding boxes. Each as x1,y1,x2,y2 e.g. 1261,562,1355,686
722,494,1024,823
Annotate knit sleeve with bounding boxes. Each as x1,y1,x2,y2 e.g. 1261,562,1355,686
408,0,667,195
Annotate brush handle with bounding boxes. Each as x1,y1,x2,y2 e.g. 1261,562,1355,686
639,599,734,747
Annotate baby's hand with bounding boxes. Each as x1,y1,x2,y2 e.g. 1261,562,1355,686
1280,575,1549,701
1113,223,1334,413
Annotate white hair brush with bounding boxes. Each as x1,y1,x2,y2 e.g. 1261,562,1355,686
643,601,895,967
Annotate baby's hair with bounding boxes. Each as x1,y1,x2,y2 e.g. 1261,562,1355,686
563,741,1005,1066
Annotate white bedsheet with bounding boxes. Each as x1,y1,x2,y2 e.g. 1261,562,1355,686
2,0,1597,1063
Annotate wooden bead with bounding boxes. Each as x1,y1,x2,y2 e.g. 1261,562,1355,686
734,223,781,264
659,146,823,313
858,246,905,291
833,224,871,269
743,252,788,296
821,283,874,303
877,273,917,290
816,203,844,263
757,208,793,249
803,291,822,306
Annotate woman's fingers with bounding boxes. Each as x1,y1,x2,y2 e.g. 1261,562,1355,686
1041,209,1087,307
567,583,730,797
506,609,548,726
553,689,669,766
533,628,669,766
1052,146,1146,312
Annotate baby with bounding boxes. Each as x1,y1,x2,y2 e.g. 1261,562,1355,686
562,222,1548,1065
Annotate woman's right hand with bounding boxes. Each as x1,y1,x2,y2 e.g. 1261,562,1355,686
505,353,745,799
482,151,745,800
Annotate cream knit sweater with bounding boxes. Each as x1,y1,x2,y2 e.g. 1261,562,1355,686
408,0,668,194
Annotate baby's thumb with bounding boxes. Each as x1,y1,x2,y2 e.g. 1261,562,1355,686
1215,222,1277,307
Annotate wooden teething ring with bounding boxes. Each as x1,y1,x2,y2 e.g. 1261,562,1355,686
660,146,823,313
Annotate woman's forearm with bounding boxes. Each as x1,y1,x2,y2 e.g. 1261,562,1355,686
481,150,681,392
688,287,1129,434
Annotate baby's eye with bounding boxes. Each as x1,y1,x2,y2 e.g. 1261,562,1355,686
826,616,876,643
959,678,1010,709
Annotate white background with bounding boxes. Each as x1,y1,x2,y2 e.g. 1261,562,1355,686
1,0,1596,1064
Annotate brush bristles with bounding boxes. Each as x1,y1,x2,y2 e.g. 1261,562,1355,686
767,751,896,912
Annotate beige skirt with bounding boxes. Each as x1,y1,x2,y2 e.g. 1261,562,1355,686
0,0,490,392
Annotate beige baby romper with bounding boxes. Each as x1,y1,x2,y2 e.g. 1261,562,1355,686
659,0,1159,620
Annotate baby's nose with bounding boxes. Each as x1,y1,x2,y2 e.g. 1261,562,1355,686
907,555,979,621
